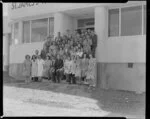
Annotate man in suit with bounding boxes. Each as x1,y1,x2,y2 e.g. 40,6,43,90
54,55,64,83
91,30,97,58
40,46,47,60
51,56,56,83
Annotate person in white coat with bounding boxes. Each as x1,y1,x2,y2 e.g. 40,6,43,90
31,55,38,82
37,55,44,82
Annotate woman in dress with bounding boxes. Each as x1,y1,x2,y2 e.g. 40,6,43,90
81,53,89,84
86,54,97,90
64,56,71,83
43,56,52,80
70,55,76,84
75,55,82,84
37,55,45,82
31,55,38,82
23,55,32,83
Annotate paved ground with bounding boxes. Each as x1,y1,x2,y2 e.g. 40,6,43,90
3,73,145,118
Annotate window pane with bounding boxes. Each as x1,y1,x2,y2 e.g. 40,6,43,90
49,18,54,36
121,6,142,36
78,19,85,28
10,25,13,45
14,22,19,44
23,21,30,43
31,18,48,42
78,18,94,28
108,9,119,37
144,5,146,34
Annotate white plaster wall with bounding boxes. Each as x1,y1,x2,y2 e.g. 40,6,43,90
105,63,145,93
3,35,9,71
97,35,146,63
54,13,74,37
3,16,11,34
72,18,77,31
8,3,101,20
9,42,44,64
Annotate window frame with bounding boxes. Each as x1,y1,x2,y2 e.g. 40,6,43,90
23,21,31,44
108,8,120,37
21,17,54,44
108,3,146,37
31,18,49,43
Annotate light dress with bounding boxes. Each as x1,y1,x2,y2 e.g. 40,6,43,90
37,59,44,77
31,60,38,77
86,58,97,87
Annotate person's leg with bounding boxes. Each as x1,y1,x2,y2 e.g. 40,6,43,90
69,74,72,84
38,77,41,82
66,73,69,82
79,77,81,85
73,74,76,84
52,72,56,83
53,71,56,83
56,71,60,83
32,77,35,82
58,71,61,83
60,71,64,82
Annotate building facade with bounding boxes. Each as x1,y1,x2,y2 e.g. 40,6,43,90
4,2,146,93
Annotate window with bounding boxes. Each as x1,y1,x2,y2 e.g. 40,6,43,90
10,25,13,45
128,63,133,68
78,18,94,28
49,18,54,36
31,18,48,42
78,19,85,28
14,22,19,44
23,21,30,43
121,6,142,36
108,9,119,37
144,5,146,34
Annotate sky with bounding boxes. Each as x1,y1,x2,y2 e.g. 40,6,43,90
3,3,8,16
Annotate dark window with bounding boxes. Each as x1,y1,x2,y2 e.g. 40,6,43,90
128,63,133,68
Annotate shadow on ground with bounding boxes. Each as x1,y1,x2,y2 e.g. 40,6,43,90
3,73,145,118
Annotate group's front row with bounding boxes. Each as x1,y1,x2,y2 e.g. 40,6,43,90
23,53,97,90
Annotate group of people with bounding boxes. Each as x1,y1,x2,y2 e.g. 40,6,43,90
23,29,97,90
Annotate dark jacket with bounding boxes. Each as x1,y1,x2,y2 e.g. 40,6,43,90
54,58,64,71
40,50,47,60
92,34,97,48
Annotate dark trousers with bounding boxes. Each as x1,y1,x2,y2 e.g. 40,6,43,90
56,70,63,83
91,45,96,58
51,71,56,83
66,73,70,82
33,77,38,81
69,74,76,84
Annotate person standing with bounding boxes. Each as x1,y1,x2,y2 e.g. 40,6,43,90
55,55,64,83
37,55,44,82
81,54,89,84
64,56,71,83
50,56,56,83
23,55,32,83
43,56,52,80
35,50,39,59
86,54,97,90
40,45,47,60
31,55,38,82
75,55,82,84
91,30,97,58
70,55,76,84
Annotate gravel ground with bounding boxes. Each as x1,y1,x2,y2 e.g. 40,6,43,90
3,86,109,117
3,74,145,118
